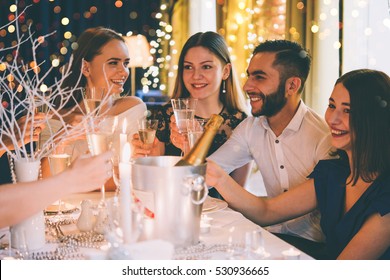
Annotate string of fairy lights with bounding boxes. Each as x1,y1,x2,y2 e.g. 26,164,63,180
1,0,388,96
0,0,163,94
0,0,287,95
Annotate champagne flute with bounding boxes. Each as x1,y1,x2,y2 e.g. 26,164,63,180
244,229,266,259
112,156,121,195
171,98,197,155
171,98,198,133
137,118,158,157
187,118,205,150
48,143,74,220
83,87,113,116
33,91,50,151
85,115,118,207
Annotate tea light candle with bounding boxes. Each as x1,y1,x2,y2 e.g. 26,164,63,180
200,214,213,234
120,119,128,160
201,214,213,224
119,143,132,244
282,247,301,260
200,221,211,234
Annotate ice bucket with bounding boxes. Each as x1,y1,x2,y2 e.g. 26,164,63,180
132,156,208,247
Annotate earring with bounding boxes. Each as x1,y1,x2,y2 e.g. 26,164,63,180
222,80,226,94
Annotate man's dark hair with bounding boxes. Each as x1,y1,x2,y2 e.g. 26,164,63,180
253,40,311,93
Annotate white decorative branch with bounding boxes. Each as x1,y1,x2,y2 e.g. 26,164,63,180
1,2,118,165
0,4,110,162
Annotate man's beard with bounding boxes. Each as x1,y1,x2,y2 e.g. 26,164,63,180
251,81,287,117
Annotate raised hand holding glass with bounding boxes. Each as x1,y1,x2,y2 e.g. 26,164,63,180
137,118,158,157
48,143,74,220
171,98,198,134
187,118,205,149
85,115,118,206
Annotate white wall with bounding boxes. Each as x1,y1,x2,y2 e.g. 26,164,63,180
343,0,390,74
309,0,390,116
310,0,341,116
189,0,216,35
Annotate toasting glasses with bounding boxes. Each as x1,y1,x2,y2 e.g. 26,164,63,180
171,98,198,133
48,143,74,221
85,115,118,207
171,98,198,155
82,87,114,116
137,118,158,157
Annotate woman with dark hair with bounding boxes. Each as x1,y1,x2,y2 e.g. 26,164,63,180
42,27,146,190
206,69,390,259
132,31,250,193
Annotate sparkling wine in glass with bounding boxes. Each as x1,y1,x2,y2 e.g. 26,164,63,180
86,133,110,155
171,98,198,134
173,108,195,133
187,118,205,149
83,87,113,116
137,118,158,156
84,99,102,115
85,115,118,206
33,92,50,151
139,127,157,145
48,143,74,220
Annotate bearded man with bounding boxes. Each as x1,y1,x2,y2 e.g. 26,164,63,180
208,40,333,255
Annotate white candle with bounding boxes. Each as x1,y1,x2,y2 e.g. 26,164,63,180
200,214,212,234
120,119,128,162
200,221,211,234
119,142,132,244
282,247,301,260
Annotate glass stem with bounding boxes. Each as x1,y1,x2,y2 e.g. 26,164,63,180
57,199,62,215
101,185,106,202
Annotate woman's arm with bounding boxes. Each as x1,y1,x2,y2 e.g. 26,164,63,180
0,151,112,228
0,113,46,157
337,212,390,259
206,160,317,226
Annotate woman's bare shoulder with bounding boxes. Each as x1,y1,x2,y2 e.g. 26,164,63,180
111,96,145,115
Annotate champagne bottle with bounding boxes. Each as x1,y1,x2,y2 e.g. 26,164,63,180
175,114,224,166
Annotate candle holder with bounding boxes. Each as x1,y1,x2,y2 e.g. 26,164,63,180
282,247,301,260
10,157,45,251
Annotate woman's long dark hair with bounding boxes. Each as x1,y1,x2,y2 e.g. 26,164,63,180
336,69,390,184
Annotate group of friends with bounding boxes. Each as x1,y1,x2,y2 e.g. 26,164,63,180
0,26,389,260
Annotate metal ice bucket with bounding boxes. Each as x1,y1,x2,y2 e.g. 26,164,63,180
132,156,208,247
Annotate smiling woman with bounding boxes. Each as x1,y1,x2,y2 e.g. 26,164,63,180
131,31,251,198
60,26,131,108
57,27,147,119
41,27,147,191
82,40,130,94
206,69,390,260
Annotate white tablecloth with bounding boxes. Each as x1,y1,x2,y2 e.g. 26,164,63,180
1,191,313,260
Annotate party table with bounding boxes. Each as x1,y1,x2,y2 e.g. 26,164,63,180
0,191,313,260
